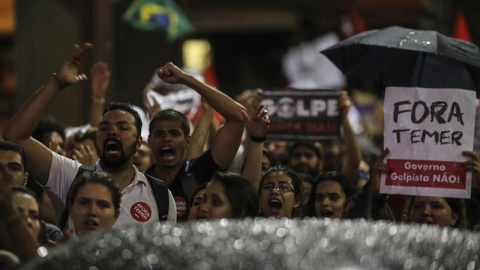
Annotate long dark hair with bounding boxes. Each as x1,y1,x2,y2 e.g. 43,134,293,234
307,171,352,217
211,172,259,218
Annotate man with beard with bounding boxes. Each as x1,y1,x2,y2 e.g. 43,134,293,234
3,43,177,230
144,63,249,220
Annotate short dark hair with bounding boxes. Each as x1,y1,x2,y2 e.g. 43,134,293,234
0,141,27,172
80,128,97,143
211,172,259,218
103,102,142,139
11,185,38,201
260,165,303,200
66,171,121,217
149,109,190,136
32,117,66,143
288,141,324,160
308,171,352,217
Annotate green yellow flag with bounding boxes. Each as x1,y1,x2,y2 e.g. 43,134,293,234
123,0,195,41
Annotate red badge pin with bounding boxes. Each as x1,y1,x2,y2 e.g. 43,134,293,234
130,202,152,222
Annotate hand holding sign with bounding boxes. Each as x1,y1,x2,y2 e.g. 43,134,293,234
462,151,480,189
371,148,392,192
382,87,476,199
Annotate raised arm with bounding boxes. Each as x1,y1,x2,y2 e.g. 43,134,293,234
242,105,270,189
158,63,246,169
3,43,93,184
187,99,214,160
89,62,110,127
338,91,362,184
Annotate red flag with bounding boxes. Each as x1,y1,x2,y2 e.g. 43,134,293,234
341,4,367,39
454,11,471,41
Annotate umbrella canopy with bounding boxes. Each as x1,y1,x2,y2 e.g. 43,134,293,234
321,26,480,92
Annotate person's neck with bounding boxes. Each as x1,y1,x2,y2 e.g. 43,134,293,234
153,161,184,187
101,162,136,191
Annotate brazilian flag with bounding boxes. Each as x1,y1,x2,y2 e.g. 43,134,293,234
123,0,195,41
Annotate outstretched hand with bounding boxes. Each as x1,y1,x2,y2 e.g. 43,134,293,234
72,144,98,166
145,97,161,120
462,151,480,189
371,148,391,192
55,43,93,88
157,62,188,84
91,61,110,98
242,105,270,140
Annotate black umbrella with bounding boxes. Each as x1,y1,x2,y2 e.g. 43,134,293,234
321,26,480,92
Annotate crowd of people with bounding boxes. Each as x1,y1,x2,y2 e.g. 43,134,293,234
0,42,479,268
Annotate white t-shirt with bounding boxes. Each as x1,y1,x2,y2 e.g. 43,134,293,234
47,152,177,229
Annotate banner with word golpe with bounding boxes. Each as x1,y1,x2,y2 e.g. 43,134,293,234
381,87,476,198
261,89,341,141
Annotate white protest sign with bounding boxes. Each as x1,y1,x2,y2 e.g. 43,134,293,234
381,87,476,198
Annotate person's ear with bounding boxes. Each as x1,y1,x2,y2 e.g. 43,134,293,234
185,135,191,148
136,136,143,151
23,172,29,186
293,196,301,208
317,159,324,171
451,212,459,226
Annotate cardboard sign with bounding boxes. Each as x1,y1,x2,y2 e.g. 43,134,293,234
381,87,476,198
261,89,341,141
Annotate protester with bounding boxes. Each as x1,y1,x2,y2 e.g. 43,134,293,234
3,43,177,232
133,142,154,172
0,141,28,186
259,165,302,218
286,91,362,202
66,171,121,235
402,196,467,228
198,172,258,219
187,184,206,221
32,118,66,157
0,183,39,263
10,186,55,246
307,171,353,219
358,148,480,226
145,62,247,221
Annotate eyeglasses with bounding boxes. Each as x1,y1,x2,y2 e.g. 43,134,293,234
260,183,294,192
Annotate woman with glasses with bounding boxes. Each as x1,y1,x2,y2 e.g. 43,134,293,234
259,165,303,218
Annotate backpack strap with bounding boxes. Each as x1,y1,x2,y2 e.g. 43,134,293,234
59,165,96,230
180,161,198,201
144,174,169,221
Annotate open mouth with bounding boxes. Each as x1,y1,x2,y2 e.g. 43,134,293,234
104,139,121,154
160,147,175,161
319,209,334,218
268,199,283,213
84,220,99,230
196,214,207,220
419,219,433,225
